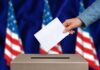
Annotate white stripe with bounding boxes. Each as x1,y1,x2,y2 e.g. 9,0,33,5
56,45,62,52
58,46,62,52
93,50,99,66
5,48,23,61
5,49,16,60
78,28,95,50
77,28,100,66
90,37,94,45
6,38,22,52
12,55,16,60
78,28,90,38
76,46,83,55
7,28,19,40
83,42,93,50
7,28,23,45
93,49,97,55
78,28,83,33
77,28,92,50
77,37,83,45
84,52,94,61
95,60,100,66
19,39,22,45
83,31,90,38
12,44,22,52
48,44,62,54
5,49,12,59
77,36,93,50
48,50,59,54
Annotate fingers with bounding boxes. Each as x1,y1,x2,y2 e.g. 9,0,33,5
66,24,74,31
63,18,82,34
63,23,74,33
63,19,71,27
63,19,72,33
63,19,75,34
63,29,75,34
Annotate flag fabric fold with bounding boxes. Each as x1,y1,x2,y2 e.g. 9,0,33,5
40,0,62,54
4,0,24,66
76,28,100,70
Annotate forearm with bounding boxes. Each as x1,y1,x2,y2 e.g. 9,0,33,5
78,0,100,27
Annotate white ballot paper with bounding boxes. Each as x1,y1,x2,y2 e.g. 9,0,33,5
34,18,69,52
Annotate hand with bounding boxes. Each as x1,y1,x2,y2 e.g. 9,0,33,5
63,18,82,34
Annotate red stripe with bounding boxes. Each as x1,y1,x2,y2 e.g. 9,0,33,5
96,66,100,70
6,33,22,47
77,32,98,59
77,40,96,57
77,41,94,55
83,47,98,61
40,48,47,54
76,44,96,63
4,29,23,66
76,42,83,51
76,51,96,68
4,54,11,66
40,43,62,54
91,43,98,59
85,57,100,70
5,44,21,55
75,51,82,55
50,46,62,54
76,30,100,69
6,33,23,54
85,58,97,69
76,50,97,62
83,48,94,56
76,51,97,69
90,39,95,48
78,32,92,44
77,32,96,51
76,38,99,66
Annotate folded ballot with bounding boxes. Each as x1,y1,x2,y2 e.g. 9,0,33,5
34,18,69,52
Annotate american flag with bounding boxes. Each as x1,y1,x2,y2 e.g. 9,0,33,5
4,0,24,65
40,0,62,54
40,43,62,54
76,28,100,70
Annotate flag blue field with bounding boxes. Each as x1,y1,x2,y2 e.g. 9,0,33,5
4,0,24,66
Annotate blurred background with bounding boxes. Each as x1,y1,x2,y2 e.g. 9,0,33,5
0,0,100,70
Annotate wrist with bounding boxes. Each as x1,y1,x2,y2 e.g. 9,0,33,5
77,18,85,28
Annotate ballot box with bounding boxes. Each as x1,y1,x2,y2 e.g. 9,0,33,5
11,54,88,70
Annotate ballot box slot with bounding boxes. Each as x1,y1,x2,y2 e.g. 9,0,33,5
31,57,70,59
